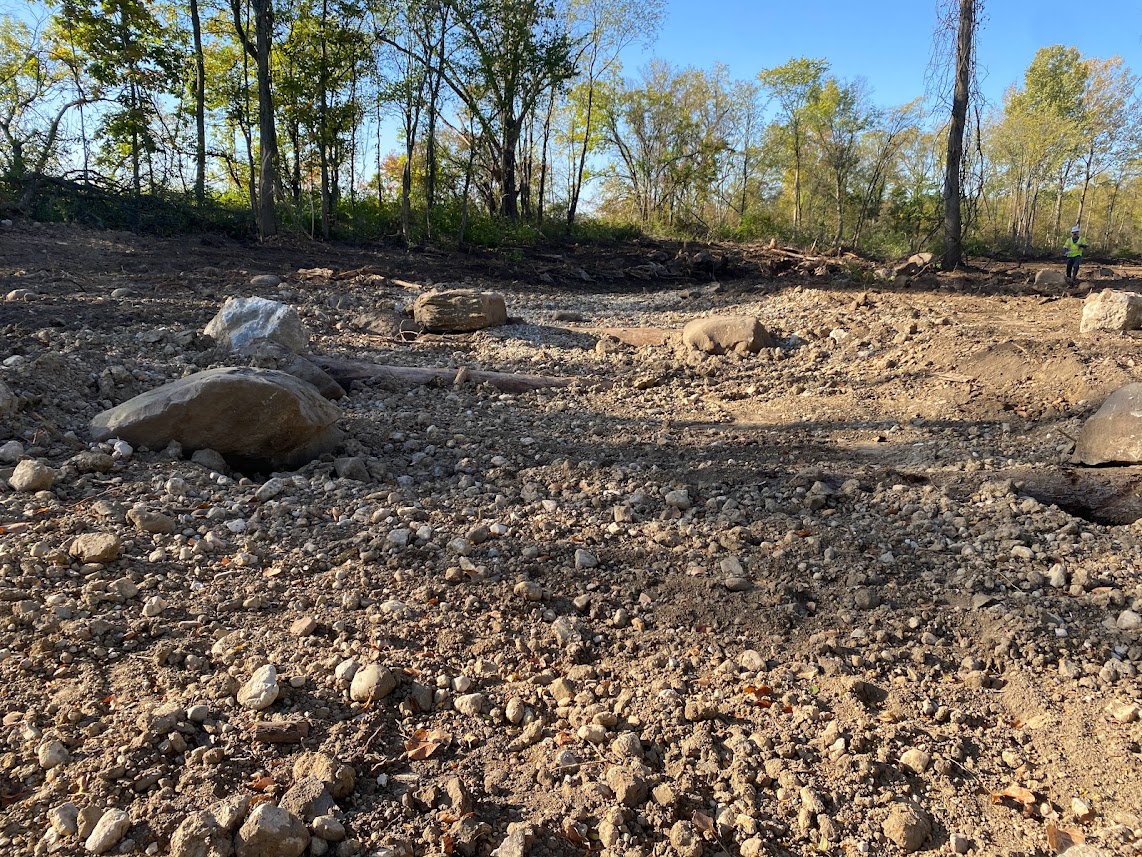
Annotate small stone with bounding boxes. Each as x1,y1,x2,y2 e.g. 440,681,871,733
900,748,931,775
684,699,719,722
334,659,358,682
882,803,930,853
854,587,881,609
1106,701,1139,723
238,664,280,710
949,833,972,854
549,677,576,704
574,549,598,569
293,752,356,800
9,459,54,492
724,577,752,592
668,820,702,857
70,533,122,563
611,731,642,759
514,580,543,601
0,439,24,463
127,508,177,534
1116,609,1142,631
38,739,69,769
187,704,209,723
169,811,231,857
350,664,396,703
739,649,766,672
1072,797,1095,822
605,766,647,807
142,595,167,617
235,803,309,857
291,616,318,637
250,274,283,288
84,808,131,855
49,802,79,836
664,489,691,510
312,815,346,842
505,697,526,725
454,692,487,717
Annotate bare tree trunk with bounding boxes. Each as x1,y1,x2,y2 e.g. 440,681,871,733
190,0,207,206
232,0,279,238
318,0,331,239
1077,144,1095,230
568,79,594,228
942,0,974,269
537,86,554,225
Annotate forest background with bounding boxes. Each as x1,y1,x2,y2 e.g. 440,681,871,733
2,0,1141,260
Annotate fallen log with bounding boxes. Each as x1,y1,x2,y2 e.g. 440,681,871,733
310,356,609,394
565,326,678,348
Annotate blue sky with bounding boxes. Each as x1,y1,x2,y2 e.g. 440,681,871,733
623,0,1142,110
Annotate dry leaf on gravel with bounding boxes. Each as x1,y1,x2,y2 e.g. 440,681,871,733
404,728,452,761
1047,822,1085,853
992,785,1037,817
692,811,716,839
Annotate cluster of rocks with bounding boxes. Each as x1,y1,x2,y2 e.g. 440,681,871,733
0,229,1139,857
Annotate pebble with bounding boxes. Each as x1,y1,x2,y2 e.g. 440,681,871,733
235,803,308,857
312,815,346,842
454,692,487,717
574,549,598,569
882,803,930,853
291,616,318,637
70,533,122,563
84,808,131,855
1116,610,1142,631
664,489,691,510
900,748,931,774
724,576,752,592
505,697,526,725
668,820,702,857
349,664,396,702
38,739,69,769
949,833,972,854
186,704,209,722
49,802,79,836
237,664,280,710
142,596,167,617
9,459,55,492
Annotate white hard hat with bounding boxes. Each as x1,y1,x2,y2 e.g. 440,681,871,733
1071,225,1080,232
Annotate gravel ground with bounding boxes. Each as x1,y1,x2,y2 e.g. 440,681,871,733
0,221,1140,857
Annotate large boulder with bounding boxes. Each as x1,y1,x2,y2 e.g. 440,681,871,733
1080,289,1142,334
90,368,342,471
1073,384,1142,465
413,289,507,333
205,297,310,354
683,316,774,355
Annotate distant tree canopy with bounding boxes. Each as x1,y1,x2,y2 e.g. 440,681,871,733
2,0,1141,256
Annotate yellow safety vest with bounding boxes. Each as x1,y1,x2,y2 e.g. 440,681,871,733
1065,236,1088,258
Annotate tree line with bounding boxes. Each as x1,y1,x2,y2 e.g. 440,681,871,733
2,0,1141,258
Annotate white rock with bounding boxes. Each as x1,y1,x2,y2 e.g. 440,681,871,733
454,693,487,717
237,664,280,710
84,808,130,854
1117,610,1142,631
142,596,167,617
38,739,69,769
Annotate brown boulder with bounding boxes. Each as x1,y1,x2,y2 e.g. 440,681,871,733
682,316,774,355
413,289,507,333
90,368,342,472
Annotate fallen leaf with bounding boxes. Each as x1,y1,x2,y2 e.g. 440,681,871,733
246,776,275,792
554,731,575,746
992,785,1037,817
1047,822,1084,853
561,818,589,845
404,728,451,761
692,811,715,839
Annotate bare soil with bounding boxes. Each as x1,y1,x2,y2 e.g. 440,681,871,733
0,221,1140,857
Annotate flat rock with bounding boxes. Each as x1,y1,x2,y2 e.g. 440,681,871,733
1074,384,1142,465
413,289,508,333
91,367,343,472
683,315,774,355
70,533,122,563
205,296,309,353
1080,289,1142,333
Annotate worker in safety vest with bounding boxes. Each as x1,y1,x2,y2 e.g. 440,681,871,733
1064,225,1089,283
